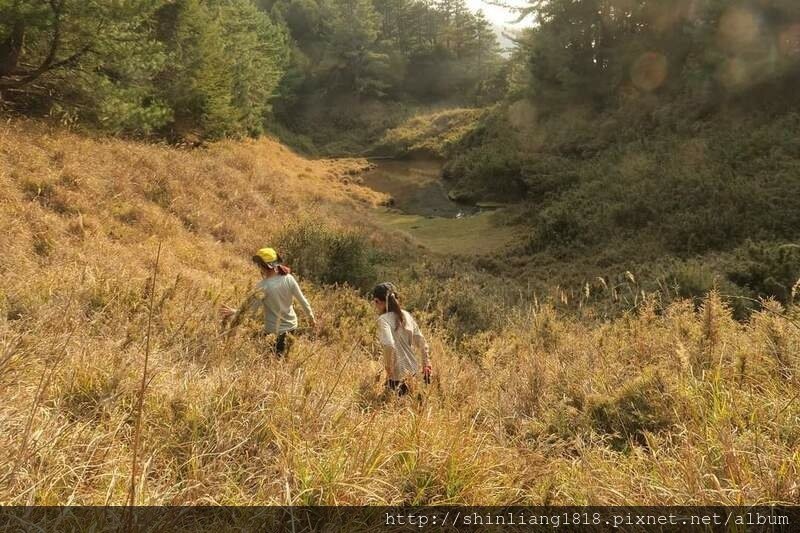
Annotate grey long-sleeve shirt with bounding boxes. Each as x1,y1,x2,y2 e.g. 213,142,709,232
243,274,315,334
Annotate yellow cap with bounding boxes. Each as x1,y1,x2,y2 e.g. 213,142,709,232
256,247,279,265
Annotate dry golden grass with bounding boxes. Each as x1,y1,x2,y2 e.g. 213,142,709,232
376,108,483,158
1,121,799,505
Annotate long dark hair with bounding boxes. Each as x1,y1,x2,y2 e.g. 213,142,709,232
373,282,405,330
252,254,291,276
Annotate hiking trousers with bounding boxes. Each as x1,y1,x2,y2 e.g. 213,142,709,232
387,379,409,396
275,332,289,357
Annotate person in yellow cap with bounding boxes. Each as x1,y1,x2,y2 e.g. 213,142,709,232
220,247,316,357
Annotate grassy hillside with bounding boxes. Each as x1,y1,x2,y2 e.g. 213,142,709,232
373,108,484,159
1,122,799,505
429,100,800,313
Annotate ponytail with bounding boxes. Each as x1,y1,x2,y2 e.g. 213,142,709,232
386,291,405,331
252,254,292,275
373,282,406,331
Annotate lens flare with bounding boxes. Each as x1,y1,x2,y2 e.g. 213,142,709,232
718,8,760,51
718,58,748,89
631,52,668,92
779,24,800,57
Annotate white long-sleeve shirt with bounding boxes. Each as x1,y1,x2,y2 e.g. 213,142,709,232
244,274,315,334
377,310,430,380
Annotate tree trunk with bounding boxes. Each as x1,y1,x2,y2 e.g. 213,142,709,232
0,20,25,78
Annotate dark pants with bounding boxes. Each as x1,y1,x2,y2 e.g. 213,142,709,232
274,331,292,358
387,379,409,396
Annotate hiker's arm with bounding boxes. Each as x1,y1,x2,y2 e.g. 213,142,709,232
290,276,316,324
382,345,395,379
419,336,431,369
221,290,263,328
413,323,431,369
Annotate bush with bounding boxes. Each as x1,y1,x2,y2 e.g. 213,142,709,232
586,369,676,450
727,242,800,305
441,109,527,201
276,222,379,291
663,209,744,255
525,204,584,252
440,285,497,339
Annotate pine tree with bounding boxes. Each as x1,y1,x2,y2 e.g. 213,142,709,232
213,0,288,136
0,0,171,133
321,0,391,97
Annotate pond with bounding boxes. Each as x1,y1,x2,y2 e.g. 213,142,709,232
361,159,478,218
361,159,518,256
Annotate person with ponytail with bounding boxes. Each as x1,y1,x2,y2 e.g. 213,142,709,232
372,282,431,396
221,247,316,357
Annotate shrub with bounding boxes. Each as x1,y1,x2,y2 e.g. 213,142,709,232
586,369,676,450
663,209,744,255
727,242,800,304
443,143,526,201
520,156,580,200
664,262,754,319
276,222,379,291
668,262,718,302
441,286,496,339
525,204,584,252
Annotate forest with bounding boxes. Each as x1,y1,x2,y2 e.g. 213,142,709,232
0,0,502,145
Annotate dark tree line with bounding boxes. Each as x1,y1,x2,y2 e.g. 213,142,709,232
511,0,800,111
263,0,503,128
0,0,502,141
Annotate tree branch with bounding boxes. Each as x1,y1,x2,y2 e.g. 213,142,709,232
0,45,92,89
0,0,86,89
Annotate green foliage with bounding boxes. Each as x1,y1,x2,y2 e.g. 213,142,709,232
526,203,583,252
275,221,379,290
446,101,800,300
0,0,288,139
438,0,800,268
269,0,504,153
442,109,526,200
0,0,171,133
667,263,721,302
727,242,800,304
157,0,239,139
514,0,800,109
155,0,287,140
220,0,288,136
438,280,498,339
321,0,390,97
661,261,754,320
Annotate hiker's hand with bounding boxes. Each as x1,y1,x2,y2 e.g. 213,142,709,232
220,305,237,320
